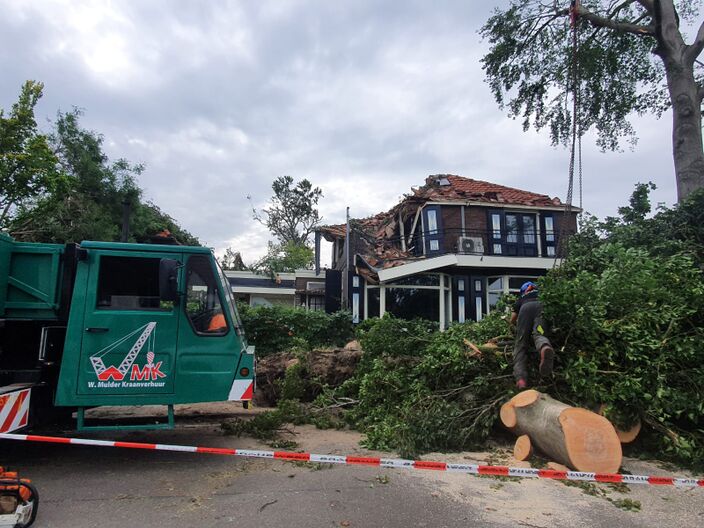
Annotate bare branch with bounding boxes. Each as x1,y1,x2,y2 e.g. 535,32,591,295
576,4,655,36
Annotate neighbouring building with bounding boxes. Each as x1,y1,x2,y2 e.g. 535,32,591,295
316,174,580,329
226,269,326,310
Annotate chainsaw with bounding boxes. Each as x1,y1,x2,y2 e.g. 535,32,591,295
0,468,38,528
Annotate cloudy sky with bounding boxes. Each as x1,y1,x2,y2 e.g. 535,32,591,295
0,0,688,263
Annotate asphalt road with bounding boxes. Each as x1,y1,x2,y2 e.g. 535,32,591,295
2,407,702,528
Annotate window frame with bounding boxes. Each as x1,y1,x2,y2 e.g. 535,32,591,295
95,254,172,312
183,255,230,337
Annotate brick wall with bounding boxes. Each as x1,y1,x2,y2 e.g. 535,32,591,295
466,206,489,251
441,205,462,253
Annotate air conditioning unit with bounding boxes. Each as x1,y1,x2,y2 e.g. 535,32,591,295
458,236,484,254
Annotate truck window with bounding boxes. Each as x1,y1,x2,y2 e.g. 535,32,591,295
97,256,171,311
185,256,228,335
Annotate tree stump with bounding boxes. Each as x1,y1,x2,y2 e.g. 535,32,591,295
500,390,622,473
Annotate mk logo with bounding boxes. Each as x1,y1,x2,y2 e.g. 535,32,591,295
130,362,166,380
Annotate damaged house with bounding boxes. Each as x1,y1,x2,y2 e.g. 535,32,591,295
315,175,579,329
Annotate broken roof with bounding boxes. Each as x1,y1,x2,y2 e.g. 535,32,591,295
319,174,573,279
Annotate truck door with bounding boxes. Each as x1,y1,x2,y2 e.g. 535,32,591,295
77,251,180,396
174,254,242,401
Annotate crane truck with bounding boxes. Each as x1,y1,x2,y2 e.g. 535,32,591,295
0,233,255,432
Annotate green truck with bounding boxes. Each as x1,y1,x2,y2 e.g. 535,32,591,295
0,233,255,432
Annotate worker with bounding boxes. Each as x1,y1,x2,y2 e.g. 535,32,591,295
510,281,554,389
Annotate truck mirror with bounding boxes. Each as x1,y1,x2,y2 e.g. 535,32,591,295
159,258,180,302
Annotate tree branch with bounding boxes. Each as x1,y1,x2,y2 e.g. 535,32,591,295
576,5,655,36
635,0,654,14
685,20,704,65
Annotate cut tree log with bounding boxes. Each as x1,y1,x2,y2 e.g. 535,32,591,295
513,434,532,461
500,390,622,473
547,462,570,472
598,404,642,444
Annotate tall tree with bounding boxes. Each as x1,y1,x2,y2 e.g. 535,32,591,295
218,247,248,271
0,81,62,227
252,175,323,245
481,1,704,201
10,109,198,245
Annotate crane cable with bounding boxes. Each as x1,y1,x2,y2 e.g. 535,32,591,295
555,0,583,263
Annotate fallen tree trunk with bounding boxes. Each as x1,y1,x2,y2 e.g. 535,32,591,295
598,404,642,444
501,390,622,473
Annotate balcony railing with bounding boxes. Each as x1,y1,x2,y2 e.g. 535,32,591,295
383,228,565,259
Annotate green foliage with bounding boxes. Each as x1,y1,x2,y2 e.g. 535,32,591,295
540,186,704,469
252,241,313,277
239,304,354,356
480,1,701,151
0,81,63,227
336,314,515,458
9,107,197,245
278,361,307,401
252,175,323,246
221,399,312,440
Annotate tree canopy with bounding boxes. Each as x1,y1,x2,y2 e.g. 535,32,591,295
3,86,198,245
0,81,62,227
481,1,704,201
252,175,323,246
252,241,314,277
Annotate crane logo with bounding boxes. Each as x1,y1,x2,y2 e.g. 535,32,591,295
88,322,167,386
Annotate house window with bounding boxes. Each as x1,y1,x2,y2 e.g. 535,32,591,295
545,216,555,242
430,240,439,251
352,293,360,323
489,210,538,256
96,256,170,311
488,277,503,309
367,273,450,327
367,288,380,318
523,216,536,245
506,214,519,243
385,288,440,321
427,210,438,232
541,214,558,257
457,279,465,292
308,296,324,311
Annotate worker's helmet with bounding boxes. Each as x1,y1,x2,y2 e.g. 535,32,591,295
520,281,537,295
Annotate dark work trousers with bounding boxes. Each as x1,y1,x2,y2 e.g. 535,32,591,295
513,300,552,381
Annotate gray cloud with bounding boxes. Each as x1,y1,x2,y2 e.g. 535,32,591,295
0,0,680,261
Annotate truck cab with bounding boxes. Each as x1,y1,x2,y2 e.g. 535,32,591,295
0,234,254,432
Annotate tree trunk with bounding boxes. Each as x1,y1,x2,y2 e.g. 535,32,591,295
500,390,622,473
598,404,642,444
656,1,704,201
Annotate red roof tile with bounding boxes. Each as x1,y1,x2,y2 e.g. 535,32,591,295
425,175,562,207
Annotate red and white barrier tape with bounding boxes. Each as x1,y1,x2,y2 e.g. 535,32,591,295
1,433,702,488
